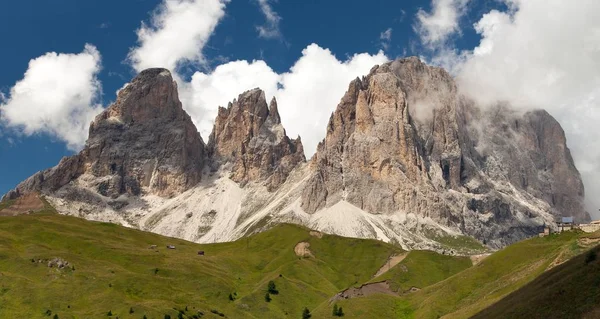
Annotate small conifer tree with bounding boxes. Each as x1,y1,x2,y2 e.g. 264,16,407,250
302,307,311,319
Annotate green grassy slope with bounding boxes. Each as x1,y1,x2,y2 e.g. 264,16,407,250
0,208,413,318
312,231,589,319
472,237,600,319
370,250,472,293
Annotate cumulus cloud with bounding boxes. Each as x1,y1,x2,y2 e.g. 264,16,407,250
431,0,600,216
415,0,470,46
255,0,282,39
128,0,229,72
183,44,389,155
0,45,103,151
379,28,393,50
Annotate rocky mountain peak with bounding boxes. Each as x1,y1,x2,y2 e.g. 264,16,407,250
302,56,588,247
209,89,305,190
5,68,206,200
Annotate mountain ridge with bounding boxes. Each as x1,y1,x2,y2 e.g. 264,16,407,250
2,57,589,250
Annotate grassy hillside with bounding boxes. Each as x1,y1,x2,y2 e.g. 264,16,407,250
472,234,600,319
311,230,591,319
0,210,400,318
0,198,594,319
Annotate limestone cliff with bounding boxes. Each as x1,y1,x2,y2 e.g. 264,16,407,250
301,57,588,246
4,68,206,199
208,88,305,191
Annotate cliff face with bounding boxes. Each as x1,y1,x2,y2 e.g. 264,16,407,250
301,57,588,246
4,68,206,199
208,88,305,191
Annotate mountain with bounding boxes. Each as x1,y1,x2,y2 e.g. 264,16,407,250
2,58,589,250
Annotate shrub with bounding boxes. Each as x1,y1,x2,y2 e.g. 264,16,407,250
53,315,59,319
265,292,272,302
164,315,171,319
586,249,597,264
268,280,278,294
302,307,311,319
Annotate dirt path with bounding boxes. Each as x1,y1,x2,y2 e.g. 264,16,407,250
373,253,408,278
294,242,313,257
470,253,491,266
0,193,45,216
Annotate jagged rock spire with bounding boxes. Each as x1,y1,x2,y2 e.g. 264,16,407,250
209,88,305,190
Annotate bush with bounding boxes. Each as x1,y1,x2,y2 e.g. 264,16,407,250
302,307,311,319
164,315,171,319
107,310,112,316
586,250,597,264
53,315,59,319
268,280,279,294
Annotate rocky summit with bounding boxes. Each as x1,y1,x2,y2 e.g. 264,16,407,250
302,57,588,246
4,68,205,200
2,58,589,250
208,88,305,191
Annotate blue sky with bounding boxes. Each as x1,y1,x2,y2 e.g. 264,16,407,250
1,0,599,216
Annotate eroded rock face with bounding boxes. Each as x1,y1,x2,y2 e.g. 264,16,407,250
301,57,588,246
4,68,206,199
208,88,305,190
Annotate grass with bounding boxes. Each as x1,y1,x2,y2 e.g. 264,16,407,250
371,250,472,293
406,231,585,318
311,231,590,319
472,244,600,318
0,199,594,319
0,212,405,318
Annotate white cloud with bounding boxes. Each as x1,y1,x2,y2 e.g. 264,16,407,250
255,0,282,39
182,44,388,156
379,28,393,50
0,45,103,151
128,0,229,72
415,0,470,46
437,0,600,216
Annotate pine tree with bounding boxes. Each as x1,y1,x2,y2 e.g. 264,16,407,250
337,306,344,317
302,307,311,319
229,293,234,301
265,292,272,302
107,310,112,316
53,315,59,319
129,307,134,314
332,304,339,316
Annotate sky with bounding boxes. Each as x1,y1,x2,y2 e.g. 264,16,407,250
0,0,599,216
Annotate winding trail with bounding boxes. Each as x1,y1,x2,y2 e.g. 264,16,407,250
373,252,409,278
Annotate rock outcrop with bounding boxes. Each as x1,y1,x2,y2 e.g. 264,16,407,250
301,57,588,246
4,68,206,199
208,88,305,190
